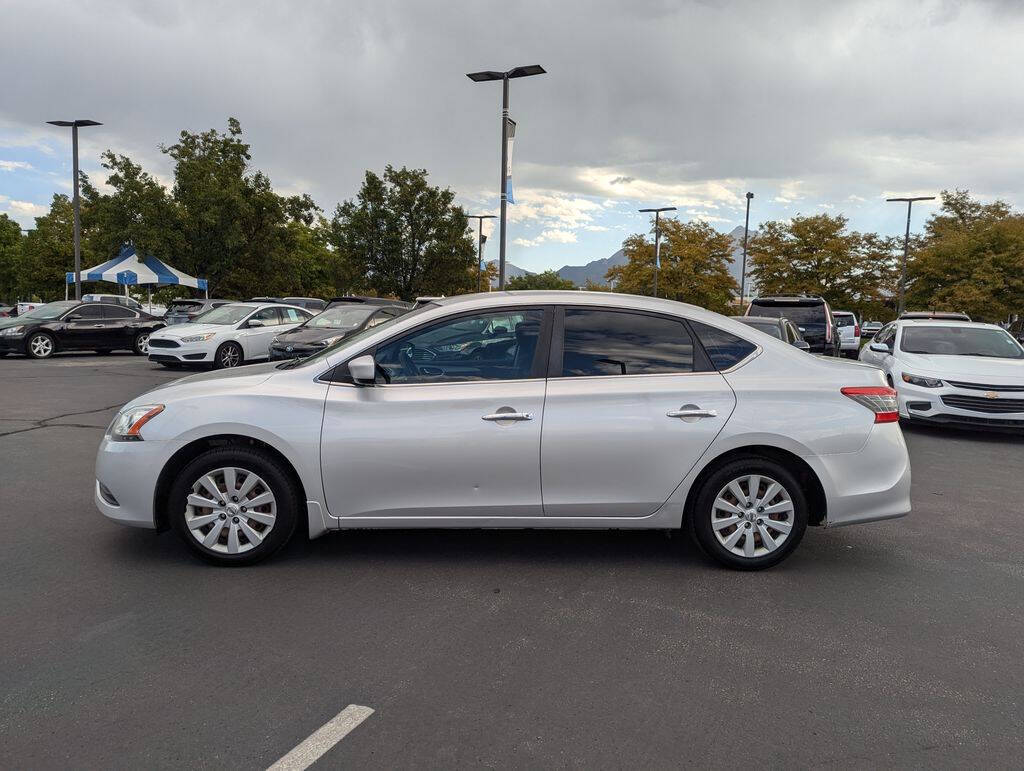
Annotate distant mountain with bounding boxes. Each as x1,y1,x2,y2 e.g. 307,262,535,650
486,261,533,288
555,249,627,286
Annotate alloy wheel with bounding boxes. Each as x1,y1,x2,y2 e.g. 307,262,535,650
711,474,794,559
219,344,241,368
135,333,150,354
29,334,53,358
184,467,277,555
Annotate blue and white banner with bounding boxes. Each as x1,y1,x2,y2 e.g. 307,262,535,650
505,116,516,204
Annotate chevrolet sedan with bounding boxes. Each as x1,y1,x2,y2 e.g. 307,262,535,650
96,291,911,569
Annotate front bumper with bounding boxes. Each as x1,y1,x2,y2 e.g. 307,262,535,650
0,334,25,353
147,341,213,363
95,435,177,528
896,380,1024,429
804,423,912,527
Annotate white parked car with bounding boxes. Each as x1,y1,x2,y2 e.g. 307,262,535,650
859,319,1024,429
146,302,313,368
833,310,860,358
96,291,911,569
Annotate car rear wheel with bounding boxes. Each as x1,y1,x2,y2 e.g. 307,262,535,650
168,447,299,566
132,332,151,355
26,332,55,359
214,341,243,369
689,458,808,570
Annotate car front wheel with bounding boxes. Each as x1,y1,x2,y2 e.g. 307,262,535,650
26,332,55,359
168,446,300,565
214,341,243,369
689,458,808,570
132,332,151,355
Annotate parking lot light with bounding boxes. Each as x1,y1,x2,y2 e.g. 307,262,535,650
886,195,935,315
638,206,676,297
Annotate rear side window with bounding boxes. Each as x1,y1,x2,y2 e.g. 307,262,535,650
690,321,758,370
560,309,695,376
102,305,136,319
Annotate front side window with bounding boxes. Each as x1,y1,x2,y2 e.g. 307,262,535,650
281,307,308,324
66,304,105,320
376,309,545,384
250,307,282,326
560,309,695,377
690,321,758,370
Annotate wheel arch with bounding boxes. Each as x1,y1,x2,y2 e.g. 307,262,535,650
153,433,310,535
683,444,827,527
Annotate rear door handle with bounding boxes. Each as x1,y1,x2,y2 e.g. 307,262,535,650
667,407,717,419
482,412,533,422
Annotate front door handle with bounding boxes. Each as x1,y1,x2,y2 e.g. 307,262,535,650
482,411,533,422
93,323,105,327
667,406,717,419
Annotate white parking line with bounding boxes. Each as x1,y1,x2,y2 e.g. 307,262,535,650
267,704,374,771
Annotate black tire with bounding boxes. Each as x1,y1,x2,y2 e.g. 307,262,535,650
26,331,56,359
132,331,151,356
168,446,300,566
688,457,808,570
214,341,243,369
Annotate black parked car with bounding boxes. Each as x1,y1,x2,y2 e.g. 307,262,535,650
746,296,840,356
268,302,409,361
0,300,165,359
736,315,811,351
164,298,232,326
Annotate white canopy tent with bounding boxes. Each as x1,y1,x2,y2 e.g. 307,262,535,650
66,245,208,301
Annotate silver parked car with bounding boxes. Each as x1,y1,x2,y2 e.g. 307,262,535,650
95,291,911,569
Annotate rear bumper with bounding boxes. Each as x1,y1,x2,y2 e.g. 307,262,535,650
839,337,860,351
804,423,912,527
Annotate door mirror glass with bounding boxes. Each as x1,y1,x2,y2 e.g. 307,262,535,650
348,354,377,384
793,339,811,351
869,342,891,354
247,318,265,328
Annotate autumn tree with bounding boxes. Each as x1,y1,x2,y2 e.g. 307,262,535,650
606,219,738,314
330,165,476,301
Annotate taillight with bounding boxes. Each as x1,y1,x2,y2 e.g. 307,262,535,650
854,324,860,337
841,386,899,423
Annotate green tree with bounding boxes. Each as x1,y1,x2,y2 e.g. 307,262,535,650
329,165,476,300
0,213,24,302
506,269,576,290
906,190,1024,322
18,194,100,301
607,219,738,314
747,213,898,320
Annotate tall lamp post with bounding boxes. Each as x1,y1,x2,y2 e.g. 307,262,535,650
467,65,546,290
886,195,935,315
464,214,497,292
638,206,676,297
47,119,102,300
739,191,754,311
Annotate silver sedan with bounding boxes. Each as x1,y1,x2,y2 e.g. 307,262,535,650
95,291,911,569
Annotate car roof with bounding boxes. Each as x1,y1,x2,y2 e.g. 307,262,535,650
896,319,1002,330
749,295,825,304
831,310,855,316
737,316,783,324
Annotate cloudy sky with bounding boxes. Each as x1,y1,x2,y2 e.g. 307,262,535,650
1,0,1022,271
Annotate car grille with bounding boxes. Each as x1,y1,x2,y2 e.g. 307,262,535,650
941,395,1024,414
148,339,180,348
945,379,1024,392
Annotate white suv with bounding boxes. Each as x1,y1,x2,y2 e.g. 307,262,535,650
833,311,860,358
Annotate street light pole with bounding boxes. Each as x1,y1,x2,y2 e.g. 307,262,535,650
467,65,546,290
886,195,935,315
47,119,102,300
464,214,497,292
638,206,676,297
740,192,754,311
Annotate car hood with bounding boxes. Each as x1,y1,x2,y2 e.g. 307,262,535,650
137,361,281,401
0,315,33,329
896,352,1024,382
151,323,226,339
274,326,356,345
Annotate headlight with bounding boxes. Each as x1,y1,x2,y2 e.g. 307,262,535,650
316,336,343,347
901,372,943,388
180,332,217,343
1,325,24,336
107,404,164,441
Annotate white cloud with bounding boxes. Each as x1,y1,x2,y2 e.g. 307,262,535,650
7,200,46,216
577,168,742,208
0,160,32,171
539,228,577,243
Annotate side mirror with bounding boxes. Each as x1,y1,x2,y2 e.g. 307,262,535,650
798,326,806,333
793,340,811,351
66,313,82,321
247,318,265,328
347,354,377,385
869,342,891,354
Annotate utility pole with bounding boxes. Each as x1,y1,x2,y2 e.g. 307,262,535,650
638,206,676,297
740,192,754,311
464,214,497,292
467,65,546,289
886,196,935,315
47,119,102,300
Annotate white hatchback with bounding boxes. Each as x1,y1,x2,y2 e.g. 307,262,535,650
146,302,313,368
97,291,911,569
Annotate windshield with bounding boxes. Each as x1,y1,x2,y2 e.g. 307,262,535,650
834,315,855,327
305,306,376,330
751,303,825,326
279,304,435,369
25,302,77,320
900,326,1024,359
191,304,254,325
741,321,782,339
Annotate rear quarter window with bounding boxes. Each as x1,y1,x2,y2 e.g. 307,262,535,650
690,321,758,370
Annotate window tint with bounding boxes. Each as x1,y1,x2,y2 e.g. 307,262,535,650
376,309,544,384
67,304,105,319
102,305,136,319
560,309,694,377
690,321,758,370
750,303,826,326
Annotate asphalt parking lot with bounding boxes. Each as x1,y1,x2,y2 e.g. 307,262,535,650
2,353,1023,768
